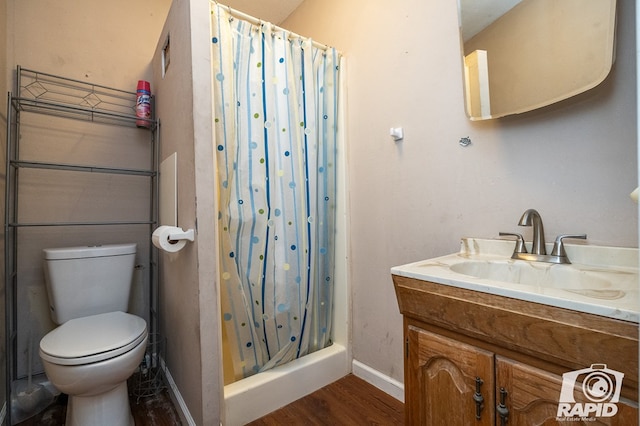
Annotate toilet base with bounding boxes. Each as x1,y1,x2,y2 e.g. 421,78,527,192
66,381,133,426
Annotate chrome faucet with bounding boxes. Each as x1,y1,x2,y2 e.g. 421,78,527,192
500,208,587,264
518,209,546,255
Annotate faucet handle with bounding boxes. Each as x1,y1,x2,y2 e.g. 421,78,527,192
499,232,527,254
550,234,587,258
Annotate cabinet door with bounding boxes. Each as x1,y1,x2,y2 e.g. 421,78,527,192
406,326,494,425
496,356,638,425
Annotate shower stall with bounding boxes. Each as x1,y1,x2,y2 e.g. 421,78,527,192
211,5,350,423
152,2,349,424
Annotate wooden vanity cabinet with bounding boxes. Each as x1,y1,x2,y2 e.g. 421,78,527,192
394,275,639,426
497,356,638,425
406,325,495,425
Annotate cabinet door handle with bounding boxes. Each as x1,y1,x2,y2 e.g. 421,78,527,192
473,377,484,420
497,387,509,426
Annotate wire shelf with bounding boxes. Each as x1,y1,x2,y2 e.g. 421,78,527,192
16,67,155,129
131,333,167,402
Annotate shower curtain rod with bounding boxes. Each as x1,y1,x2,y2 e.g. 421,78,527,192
217,2,332,52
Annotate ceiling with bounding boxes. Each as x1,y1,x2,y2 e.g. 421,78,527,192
460,0,522,41
220,0,523,40
221,0,305,25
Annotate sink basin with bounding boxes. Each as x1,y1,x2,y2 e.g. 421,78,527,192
391,238,639,322
450,260,611,289
449,260,629,300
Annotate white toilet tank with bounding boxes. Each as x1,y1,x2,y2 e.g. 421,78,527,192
43,243,137,324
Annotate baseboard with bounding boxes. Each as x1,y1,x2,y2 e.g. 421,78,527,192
352,359,404,402
161,358,197,426
161,356,402,425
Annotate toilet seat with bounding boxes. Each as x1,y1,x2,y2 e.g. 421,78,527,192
40,311,147,366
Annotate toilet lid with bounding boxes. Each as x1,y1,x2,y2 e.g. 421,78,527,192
40,311,147,366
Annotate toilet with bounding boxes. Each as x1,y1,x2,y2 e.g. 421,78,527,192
38,243,148,426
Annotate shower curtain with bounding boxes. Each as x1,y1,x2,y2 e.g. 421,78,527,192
211,4,341,380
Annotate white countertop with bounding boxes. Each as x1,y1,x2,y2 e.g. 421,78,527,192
391,238,639,323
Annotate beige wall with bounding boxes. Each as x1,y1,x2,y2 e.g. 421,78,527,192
283,0,637,384
8,0,171,87
151,0,221,424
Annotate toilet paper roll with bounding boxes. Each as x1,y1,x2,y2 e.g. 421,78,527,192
152,226,188,253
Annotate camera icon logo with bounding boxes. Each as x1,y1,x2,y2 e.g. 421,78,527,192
557,364,624,419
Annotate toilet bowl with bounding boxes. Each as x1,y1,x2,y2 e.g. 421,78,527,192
39,243,147,424
40,311,148,426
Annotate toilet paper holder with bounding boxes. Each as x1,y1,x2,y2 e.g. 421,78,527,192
168,228,195,242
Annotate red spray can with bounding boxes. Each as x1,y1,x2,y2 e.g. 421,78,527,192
136,80,152,128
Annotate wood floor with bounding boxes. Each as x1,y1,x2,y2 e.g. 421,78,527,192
248,374,405,425
15,374,403,425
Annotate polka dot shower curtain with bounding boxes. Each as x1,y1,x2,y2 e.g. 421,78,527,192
211,4,341,381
